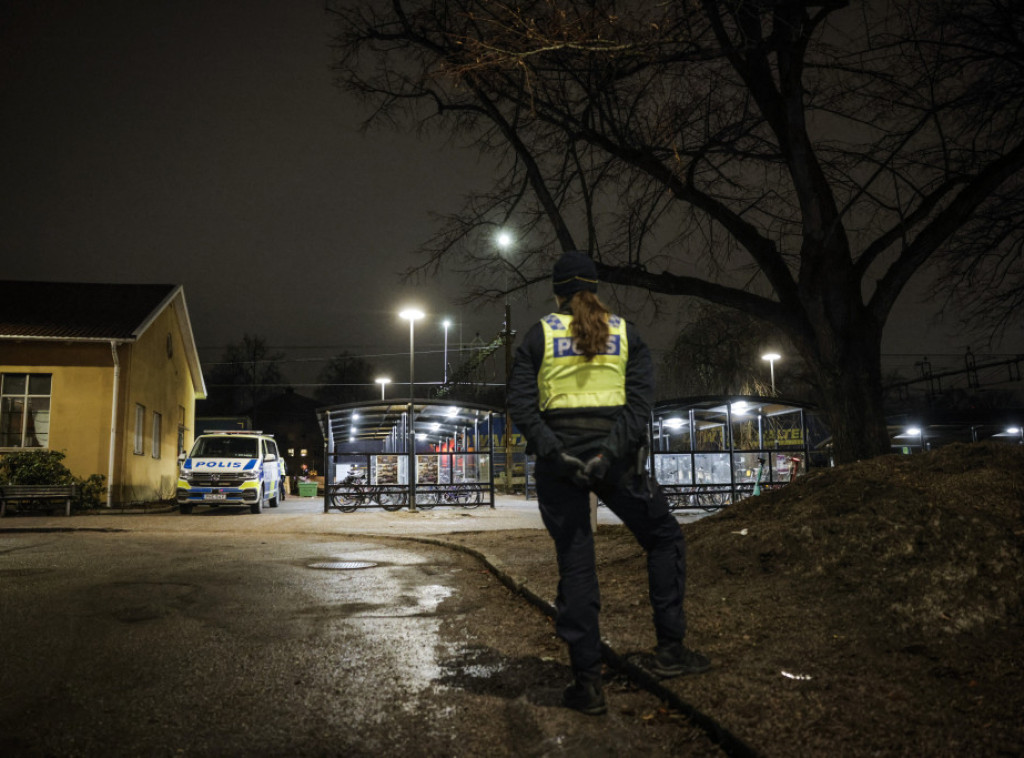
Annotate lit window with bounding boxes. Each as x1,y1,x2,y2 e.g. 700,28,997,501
134,404,146,455
0,373,51,448
300,449,308,457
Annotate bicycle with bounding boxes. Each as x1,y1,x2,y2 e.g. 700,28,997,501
662,485,728,512
692,485,729,512
433,482,484,508
330,476,404,512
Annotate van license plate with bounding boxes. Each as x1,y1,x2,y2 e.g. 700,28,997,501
204,494,227,501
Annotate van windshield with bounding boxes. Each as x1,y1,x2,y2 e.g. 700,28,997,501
190,437,259,459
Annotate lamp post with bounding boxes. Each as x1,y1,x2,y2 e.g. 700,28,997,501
761,352,781,395
496,229,515,305
442,319,452,384
496,230,515,492
375,376,391,401
399,308,424,511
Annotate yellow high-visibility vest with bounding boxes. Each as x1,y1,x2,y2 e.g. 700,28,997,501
538,312,628,410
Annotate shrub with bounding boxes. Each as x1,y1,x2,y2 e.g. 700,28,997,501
0,449,75,485
0,450,106,510
76,473,106,509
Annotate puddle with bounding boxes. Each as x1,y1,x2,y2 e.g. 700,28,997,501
306,544,458,710
308,561,379,570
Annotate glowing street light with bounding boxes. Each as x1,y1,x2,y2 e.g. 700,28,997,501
496,229,515,304
761,352,781,395
399,307,424,512
442,319,452,384
495,230,516,490
399,308,425,400
375,376,391,400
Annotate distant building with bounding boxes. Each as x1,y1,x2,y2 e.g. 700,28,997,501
0,281,206,505
245,389,323,480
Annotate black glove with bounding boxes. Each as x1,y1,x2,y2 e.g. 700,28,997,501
583,452,610,484
557,452,590,489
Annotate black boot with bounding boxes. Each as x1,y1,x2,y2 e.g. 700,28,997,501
562,677,607,715
651,642,711,677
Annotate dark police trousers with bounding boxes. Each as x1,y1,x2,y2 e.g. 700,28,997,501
534,454,687,680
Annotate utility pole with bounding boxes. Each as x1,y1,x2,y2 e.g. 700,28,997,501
504,303,514,492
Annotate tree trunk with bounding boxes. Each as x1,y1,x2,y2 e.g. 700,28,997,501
806,329,893,464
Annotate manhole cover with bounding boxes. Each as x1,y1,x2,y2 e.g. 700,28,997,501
308,561,378,570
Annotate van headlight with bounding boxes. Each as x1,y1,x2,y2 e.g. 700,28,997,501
239,471,258,481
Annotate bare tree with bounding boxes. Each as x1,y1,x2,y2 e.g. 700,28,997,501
316,352,378,405
327,0,1024,463
923,1,1024,335
205,335,286,416
660,303,809,400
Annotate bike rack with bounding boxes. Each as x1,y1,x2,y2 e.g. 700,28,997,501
317,400,502,512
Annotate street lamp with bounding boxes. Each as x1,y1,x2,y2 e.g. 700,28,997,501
442,319,452,384
906,426,925,452
496,230,514,301
375,376,391,400
495,230,515,491
761,352,781,395
399,307,424,511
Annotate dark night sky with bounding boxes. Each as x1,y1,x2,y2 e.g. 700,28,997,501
0,0,537,392
2,0,1020,396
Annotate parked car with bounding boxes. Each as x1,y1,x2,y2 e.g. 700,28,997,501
177,431,284,514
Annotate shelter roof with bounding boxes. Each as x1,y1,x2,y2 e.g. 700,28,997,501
318,399,499,449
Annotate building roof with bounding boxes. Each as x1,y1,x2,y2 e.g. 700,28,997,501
0,281,179,340
0,280,206,398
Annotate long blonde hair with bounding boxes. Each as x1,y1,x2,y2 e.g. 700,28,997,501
564,290,611,360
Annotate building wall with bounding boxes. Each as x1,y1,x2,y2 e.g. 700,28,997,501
118,302,199,504
1,299,201,505
1,342,115,480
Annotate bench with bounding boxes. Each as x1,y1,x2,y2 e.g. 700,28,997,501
0,484,78,517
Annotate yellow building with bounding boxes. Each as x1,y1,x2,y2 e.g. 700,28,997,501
0,281,206,505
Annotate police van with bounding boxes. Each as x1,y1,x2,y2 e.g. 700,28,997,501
177,431,286,514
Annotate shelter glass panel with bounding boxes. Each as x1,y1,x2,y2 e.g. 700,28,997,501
654,453,693,485
694,452,731,484
729,411,762,450
693,411,729,450
732,452,766,487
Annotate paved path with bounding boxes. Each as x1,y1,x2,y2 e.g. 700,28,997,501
0,494,704,536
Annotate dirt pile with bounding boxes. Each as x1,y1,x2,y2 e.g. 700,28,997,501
696,441,1023,641
455,442,1024,756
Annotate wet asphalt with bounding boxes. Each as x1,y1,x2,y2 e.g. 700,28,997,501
11,491,637,534
0,497,713,757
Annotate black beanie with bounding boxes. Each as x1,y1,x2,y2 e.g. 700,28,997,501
552,250,598,297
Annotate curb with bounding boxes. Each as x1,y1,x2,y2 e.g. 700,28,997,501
401,534,761,758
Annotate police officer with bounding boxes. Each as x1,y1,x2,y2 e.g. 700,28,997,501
508,250,710,716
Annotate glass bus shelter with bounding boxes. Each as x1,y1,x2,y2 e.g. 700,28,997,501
651,396,814,511
316,399,500,512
